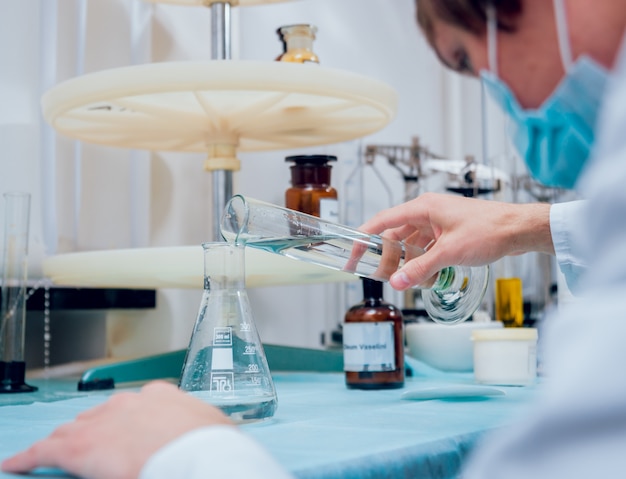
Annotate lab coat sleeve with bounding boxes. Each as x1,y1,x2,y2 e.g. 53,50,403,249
139,426,295,479
549,200,587,293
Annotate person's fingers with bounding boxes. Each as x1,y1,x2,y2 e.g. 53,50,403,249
142,380,234,427
358,199,430,235
2,380,234,479
75,399,116,421
376,224,416,242
344,240,369,273
401,229,436,258
1,437,66,473
389,269,412,290
389,246,447,290
140,380,179,398
372,236,403,280
378,228,437,273
379,224,435,251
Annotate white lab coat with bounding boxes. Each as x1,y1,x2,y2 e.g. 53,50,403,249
140,32,626,479
140,426,294,479
461,34,626,479
550,200,587,292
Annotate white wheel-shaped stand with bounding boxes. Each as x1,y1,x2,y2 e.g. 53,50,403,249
42,246,358,289
42,61,397,171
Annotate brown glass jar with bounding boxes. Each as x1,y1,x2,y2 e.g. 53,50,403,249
343,278,404,390
285,155,338,221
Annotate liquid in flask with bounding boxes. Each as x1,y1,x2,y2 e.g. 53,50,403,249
179,242,277,423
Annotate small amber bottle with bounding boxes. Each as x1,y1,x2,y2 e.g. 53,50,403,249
343,278,405,390
495,277,524,327
285,155,338,221
275,24,320,64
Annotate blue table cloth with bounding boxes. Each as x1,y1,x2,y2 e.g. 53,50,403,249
0,364,541,479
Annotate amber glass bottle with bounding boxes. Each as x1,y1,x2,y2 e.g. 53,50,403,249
275,24,320,64
343,278,404,390
285,155,338,221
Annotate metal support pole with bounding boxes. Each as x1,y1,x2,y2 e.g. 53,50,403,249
210,2,233,240
210,2,231,59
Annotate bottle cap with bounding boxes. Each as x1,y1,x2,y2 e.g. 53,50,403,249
277,24,318,40
471,328,538,342
285,155,337,166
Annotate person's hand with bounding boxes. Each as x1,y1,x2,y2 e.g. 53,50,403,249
344,235,405,282
359,193,554,290
1,381,234,479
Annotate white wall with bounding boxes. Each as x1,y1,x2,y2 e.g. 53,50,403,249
0,1,45,277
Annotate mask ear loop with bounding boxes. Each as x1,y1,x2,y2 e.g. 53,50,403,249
485,4,517,193
486,4,498,77
483,4,498,170
553,0,574,70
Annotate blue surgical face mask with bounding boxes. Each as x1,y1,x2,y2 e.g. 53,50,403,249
480,0,609,189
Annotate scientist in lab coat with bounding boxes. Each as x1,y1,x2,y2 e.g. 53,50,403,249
3,0,626,478
360,0,605,295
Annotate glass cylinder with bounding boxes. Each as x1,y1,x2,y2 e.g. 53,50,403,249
275,24,320,64
344,278,404,389
1,192,37,393
179,242,277,423
220,195,489,324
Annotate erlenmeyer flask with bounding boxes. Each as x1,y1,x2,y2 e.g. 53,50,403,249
179,242,277,423
220,195,489,324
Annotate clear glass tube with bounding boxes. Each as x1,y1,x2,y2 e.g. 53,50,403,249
1,191,37,393
220,195,489,324
179,242,277,423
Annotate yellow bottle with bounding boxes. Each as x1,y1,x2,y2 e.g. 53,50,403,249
275,24,320,64
495,277,524,328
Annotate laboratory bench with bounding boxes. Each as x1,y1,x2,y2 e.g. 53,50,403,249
0,353,541,479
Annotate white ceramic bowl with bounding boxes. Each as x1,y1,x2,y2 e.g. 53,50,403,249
405,321,503,372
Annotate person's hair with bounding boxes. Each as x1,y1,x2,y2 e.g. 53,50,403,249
416,0,523,44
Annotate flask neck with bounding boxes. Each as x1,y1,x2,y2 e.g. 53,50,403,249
202,242,245,291
281,25,316,52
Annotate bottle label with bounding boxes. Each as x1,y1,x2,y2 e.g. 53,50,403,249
343,322,396,372
319,198,339,222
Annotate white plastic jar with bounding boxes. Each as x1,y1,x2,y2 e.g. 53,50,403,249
471,328,538,386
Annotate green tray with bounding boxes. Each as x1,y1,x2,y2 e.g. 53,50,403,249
78,344,344,390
